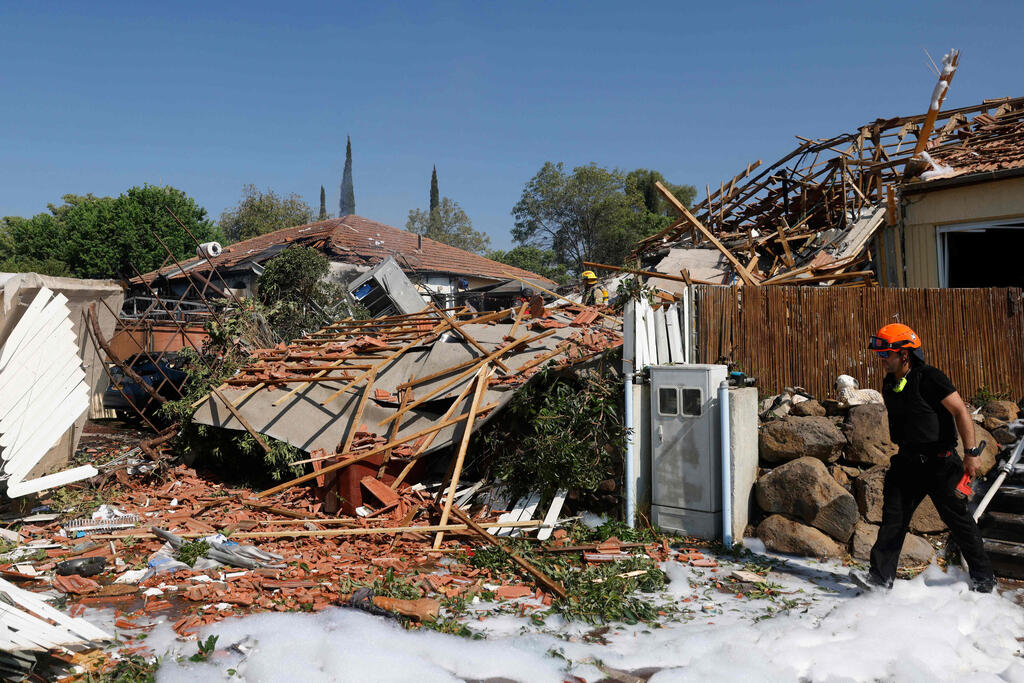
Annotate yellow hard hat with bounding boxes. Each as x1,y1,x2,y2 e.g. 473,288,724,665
581,270,598,281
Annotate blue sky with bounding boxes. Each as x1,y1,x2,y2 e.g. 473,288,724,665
2,1,1021,250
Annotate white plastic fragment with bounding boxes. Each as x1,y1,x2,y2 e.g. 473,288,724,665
919,150,956,181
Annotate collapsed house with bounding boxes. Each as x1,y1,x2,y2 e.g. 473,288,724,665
132,214,554,308
193,301,622,516
634,64,1024,290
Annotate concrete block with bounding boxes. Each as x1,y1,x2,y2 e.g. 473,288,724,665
729,387,758,541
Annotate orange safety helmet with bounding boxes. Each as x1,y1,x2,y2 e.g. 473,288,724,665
868,323,922,353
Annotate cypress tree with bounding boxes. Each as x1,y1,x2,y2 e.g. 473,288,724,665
318,185,328,221
339,136,355,216
430,165,439,212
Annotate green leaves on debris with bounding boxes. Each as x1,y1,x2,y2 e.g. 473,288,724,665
554,556,668,625
467,536,670,626
174,540,210,567
372,569,423,601
479,356,626,501
84,654,159,683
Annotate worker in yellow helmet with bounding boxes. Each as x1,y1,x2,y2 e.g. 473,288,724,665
580,270,609,306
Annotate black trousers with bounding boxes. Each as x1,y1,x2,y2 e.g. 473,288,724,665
869,449,994,582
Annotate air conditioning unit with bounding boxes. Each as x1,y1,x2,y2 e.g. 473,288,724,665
347,257,426,317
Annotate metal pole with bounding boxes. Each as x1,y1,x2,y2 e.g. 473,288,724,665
719,380,733,547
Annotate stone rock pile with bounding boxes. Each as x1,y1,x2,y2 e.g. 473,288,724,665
751,390,1020,568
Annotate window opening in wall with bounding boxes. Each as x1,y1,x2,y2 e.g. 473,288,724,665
937,220,1024,288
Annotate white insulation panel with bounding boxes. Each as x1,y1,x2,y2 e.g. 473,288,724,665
0,287,96,497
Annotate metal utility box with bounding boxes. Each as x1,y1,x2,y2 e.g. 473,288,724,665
649,364,728,539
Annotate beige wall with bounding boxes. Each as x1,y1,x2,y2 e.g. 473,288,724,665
900,175,1024,287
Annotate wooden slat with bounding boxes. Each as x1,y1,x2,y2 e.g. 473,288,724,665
694,285,1024,401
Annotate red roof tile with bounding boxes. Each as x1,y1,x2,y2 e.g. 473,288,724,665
135,215,553,286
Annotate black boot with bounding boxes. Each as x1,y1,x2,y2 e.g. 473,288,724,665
850,569,892,591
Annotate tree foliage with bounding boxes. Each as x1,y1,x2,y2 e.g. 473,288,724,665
219,185,312,244
0,186,217,280
430,165,439,212
406,197,491,255
318,185,328,221
339,136,355,216
511,162,696,273
256,246,357,341
486,245,570,284
478,359,626,501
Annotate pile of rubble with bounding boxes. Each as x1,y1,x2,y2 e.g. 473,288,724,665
0,296,636,678
750,383,1022,565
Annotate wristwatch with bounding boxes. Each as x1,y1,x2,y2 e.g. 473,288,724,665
964,444,984,457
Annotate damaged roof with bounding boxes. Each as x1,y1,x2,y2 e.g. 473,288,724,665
135,214,555,286
634,94,1024,287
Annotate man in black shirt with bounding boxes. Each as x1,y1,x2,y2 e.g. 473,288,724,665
851,323,996,593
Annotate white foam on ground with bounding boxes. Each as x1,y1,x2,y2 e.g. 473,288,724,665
148,549,1024,682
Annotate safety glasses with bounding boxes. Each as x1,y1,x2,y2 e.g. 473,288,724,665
876,350,892,359
867,335,897,352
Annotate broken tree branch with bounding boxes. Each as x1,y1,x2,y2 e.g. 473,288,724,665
446,505,567,599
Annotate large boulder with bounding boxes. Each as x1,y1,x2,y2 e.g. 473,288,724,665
910,497,947,534
983,416,1007,433
956,424,998,476
791,399,826,417
755,457,858,542
981,400,1019,423
992,424,1018,446
850,521,935,564
853,465,887,522
853,465,947,532
756,515,843,558
759,416,846,464
842,404,898,466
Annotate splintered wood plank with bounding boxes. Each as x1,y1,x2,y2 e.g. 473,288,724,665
433,365,490,549
535,489,568,541
389,378,477,491
255,400,499,498
655,181,759,287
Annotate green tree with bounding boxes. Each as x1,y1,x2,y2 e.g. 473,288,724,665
430,165,439,212
1,186,216,280
219,185,313,243
318,185,328,221
406,197,491,255
339,136,355,216
486,245,570,284
0,213,70,275
625,169,696,217
511,162,696,273
256,246,355,340
63,186,218,279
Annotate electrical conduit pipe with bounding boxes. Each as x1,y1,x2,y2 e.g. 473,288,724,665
719,380,732,547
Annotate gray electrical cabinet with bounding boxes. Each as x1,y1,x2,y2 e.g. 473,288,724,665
649,364,728,539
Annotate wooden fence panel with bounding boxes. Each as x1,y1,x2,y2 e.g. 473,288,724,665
695,286,1024,402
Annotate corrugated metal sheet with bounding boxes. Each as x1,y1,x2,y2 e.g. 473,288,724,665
0,287,97,497
694,285,1024,400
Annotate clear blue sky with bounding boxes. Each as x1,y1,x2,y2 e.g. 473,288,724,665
2,2,1021,250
